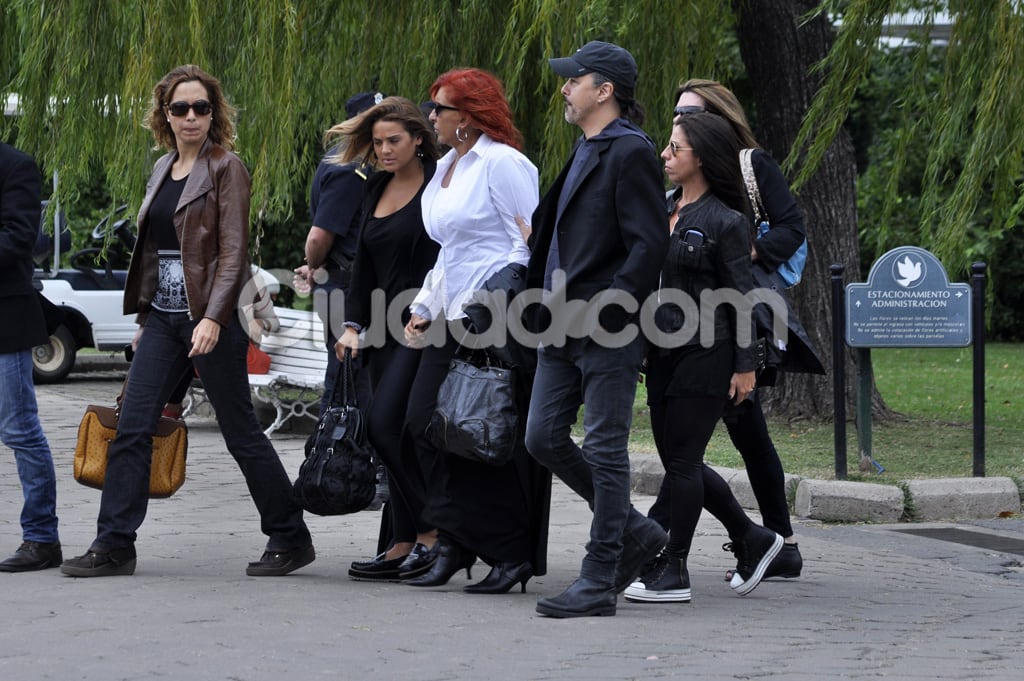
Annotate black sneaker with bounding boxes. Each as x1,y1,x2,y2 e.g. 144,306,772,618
623,553,691,603
724,541,803,581
765,543,803,579
724,525,783,596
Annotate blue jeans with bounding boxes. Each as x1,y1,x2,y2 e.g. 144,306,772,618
92,310,310,552
0,350,59,543
524,336,645,585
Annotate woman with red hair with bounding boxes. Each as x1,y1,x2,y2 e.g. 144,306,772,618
401,68,549,594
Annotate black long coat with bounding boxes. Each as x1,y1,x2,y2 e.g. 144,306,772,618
0,142,48,353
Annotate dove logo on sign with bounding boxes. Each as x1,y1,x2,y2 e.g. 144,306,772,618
892,253,926,288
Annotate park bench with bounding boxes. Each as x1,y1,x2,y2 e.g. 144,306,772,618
247,306,330,436
181,307,329,436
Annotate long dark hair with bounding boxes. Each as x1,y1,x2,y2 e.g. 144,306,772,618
675,112,748,217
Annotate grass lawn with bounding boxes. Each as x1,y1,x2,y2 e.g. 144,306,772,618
621,343,1024,483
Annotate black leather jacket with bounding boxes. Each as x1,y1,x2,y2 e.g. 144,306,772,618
653,189,758,373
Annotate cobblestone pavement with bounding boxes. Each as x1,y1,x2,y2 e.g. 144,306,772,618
1,366,1023,680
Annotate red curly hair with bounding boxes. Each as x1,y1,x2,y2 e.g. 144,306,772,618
430,68,524,151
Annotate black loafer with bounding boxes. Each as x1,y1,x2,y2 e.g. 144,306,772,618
348,552,406,581
397,542,438,579
0,541,63,572
246,544,315,576
61,546,137,577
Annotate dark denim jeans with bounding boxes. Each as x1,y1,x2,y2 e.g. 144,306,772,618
524,335,646,585
92,310,310,552
0,350,59,543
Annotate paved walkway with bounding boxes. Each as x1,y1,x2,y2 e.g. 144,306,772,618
2,363,1023,680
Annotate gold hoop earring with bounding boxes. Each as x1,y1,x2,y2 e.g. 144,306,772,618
456,126,469,143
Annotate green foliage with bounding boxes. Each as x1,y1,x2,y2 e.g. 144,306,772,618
2,0,736,260
852,41,1024,338
795,0,1024,280
627,344,1024,481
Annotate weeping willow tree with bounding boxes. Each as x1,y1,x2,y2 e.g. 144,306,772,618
793,0,1024,275
0,0,736,224
4,0,1021,421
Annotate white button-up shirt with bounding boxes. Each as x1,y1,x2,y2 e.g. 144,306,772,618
412,134,537,321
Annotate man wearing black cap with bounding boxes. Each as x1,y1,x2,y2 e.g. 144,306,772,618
524,41,669,618
295,91,384,415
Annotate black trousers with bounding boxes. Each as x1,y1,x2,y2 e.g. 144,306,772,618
364,343,429,544
649,390,793,538
404,335,535,566
648,396,751,556
94,310,310,552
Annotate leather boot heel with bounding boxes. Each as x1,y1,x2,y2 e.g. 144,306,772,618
464,561,533,595
404,540,475,587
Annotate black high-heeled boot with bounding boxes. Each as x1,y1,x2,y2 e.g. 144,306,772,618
404,540,475,587
463,561,533,594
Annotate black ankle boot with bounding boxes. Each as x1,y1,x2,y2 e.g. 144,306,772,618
535,577,617,618
464,561,533,594
404,539,475,587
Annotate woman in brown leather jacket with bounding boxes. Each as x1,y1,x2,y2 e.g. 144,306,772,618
61,65,314,578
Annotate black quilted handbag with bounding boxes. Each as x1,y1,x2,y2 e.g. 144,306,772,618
429,352,517,466
293,350,376,515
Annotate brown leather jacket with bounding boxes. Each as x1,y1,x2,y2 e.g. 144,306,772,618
124,138,251,328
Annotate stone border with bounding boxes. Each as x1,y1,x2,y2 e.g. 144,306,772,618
629,453,1023,523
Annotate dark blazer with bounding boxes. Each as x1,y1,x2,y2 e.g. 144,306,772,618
526,127,668,332
0,142,48,352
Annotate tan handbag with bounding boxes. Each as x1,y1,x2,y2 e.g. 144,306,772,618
74,404,188,498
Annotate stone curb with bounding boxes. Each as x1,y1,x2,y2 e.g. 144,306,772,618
629,453,1024,523
794,478,905,523
905,477,1021,521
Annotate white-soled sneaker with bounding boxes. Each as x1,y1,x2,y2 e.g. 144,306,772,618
623,553,691,603
725,525,783,596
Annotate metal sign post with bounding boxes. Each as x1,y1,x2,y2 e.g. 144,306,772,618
834,247,985,479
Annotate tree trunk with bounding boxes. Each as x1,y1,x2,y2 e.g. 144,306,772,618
733,0,894,422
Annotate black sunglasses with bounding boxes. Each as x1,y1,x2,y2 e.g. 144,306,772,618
673,105,705,116
166,99,212,117
431,101,459,114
